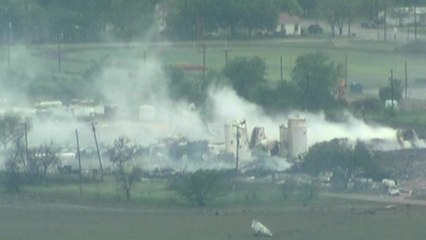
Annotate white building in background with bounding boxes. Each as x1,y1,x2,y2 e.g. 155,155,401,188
276,12,302,36
380,7,426,26
280,117,308,159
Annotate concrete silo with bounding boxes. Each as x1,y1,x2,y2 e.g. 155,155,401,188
280,118,308,158
224,120,249,161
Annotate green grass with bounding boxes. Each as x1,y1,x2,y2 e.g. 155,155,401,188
3,39,426,89
368,109,426,129
1,177,426,240
0,191,425,240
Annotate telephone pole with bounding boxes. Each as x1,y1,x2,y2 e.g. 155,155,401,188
57,33,63,73
75,129,82,196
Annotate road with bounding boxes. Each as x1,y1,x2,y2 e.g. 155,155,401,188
324,192,426,206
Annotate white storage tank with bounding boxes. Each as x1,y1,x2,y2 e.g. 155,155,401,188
280,118,307,158
224,120,249,159
279,124,288,157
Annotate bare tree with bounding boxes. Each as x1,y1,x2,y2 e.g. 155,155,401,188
0,112,29,150
108,137,139,201
25,143,60,182
3,139,26,192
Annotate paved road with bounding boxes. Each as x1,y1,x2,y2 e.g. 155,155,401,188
324,192,426,207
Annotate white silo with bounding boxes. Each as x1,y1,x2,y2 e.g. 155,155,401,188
287,118,308,158
279,124,288,157
280,118,308,158
224,120,249,160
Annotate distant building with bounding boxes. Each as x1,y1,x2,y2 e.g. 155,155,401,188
380,7,426,26
276,12,302,36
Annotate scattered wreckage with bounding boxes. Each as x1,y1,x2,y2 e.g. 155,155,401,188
251,220,273,237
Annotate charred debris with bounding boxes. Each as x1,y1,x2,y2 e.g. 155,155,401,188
3,99,426,197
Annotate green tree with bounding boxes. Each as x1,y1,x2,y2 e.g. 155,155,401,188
319,0,348,36
274,0,303,16
302,139,352,176
173,169,228,206
255,81,300,112
359,0,381,21
352,141,383,180
297,0,319,17
292,52,342,110
302,139,383,184
378,78,403,103
395,0,426,42
223,56,266,100
166,0,281,39
240,0,278,36
108,137,139,201
166,66,216,105
108,0,158,40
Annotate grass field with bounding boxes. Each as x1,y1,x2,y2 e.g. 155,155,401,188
1,192,426,240
0,178,425,240
1,38,426,240
2,38,426,89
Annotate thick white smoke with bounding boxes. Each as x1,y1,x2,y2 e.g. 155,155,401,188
207,86,398,147
1,45,410,172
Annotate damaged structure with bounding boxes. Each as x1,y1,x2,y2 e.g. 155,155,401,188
222,117,308,164
397,129,421,148
249,127,280,156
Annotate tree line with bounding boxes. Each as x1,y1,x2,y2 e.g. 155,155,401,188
1,0,426,43
168,51,343,112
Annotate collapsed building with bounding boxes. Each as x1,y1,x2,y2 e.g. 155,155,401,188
397,128,421,148
249,127,280,157
223,117,308,163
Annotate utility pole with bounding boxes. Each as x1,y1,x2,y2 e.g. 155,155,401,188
414,3,418,43
75,129,82,196
6,1,11,68
24,0,28,46
405,61,408,99
25,122,29,164
92,123,104,181
390,70,394,112
344,54,348,88
384,1,387,42
224,38,228,67
202,41,206,77
235,129,240,172
57,33,62,73
225,49,228,67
